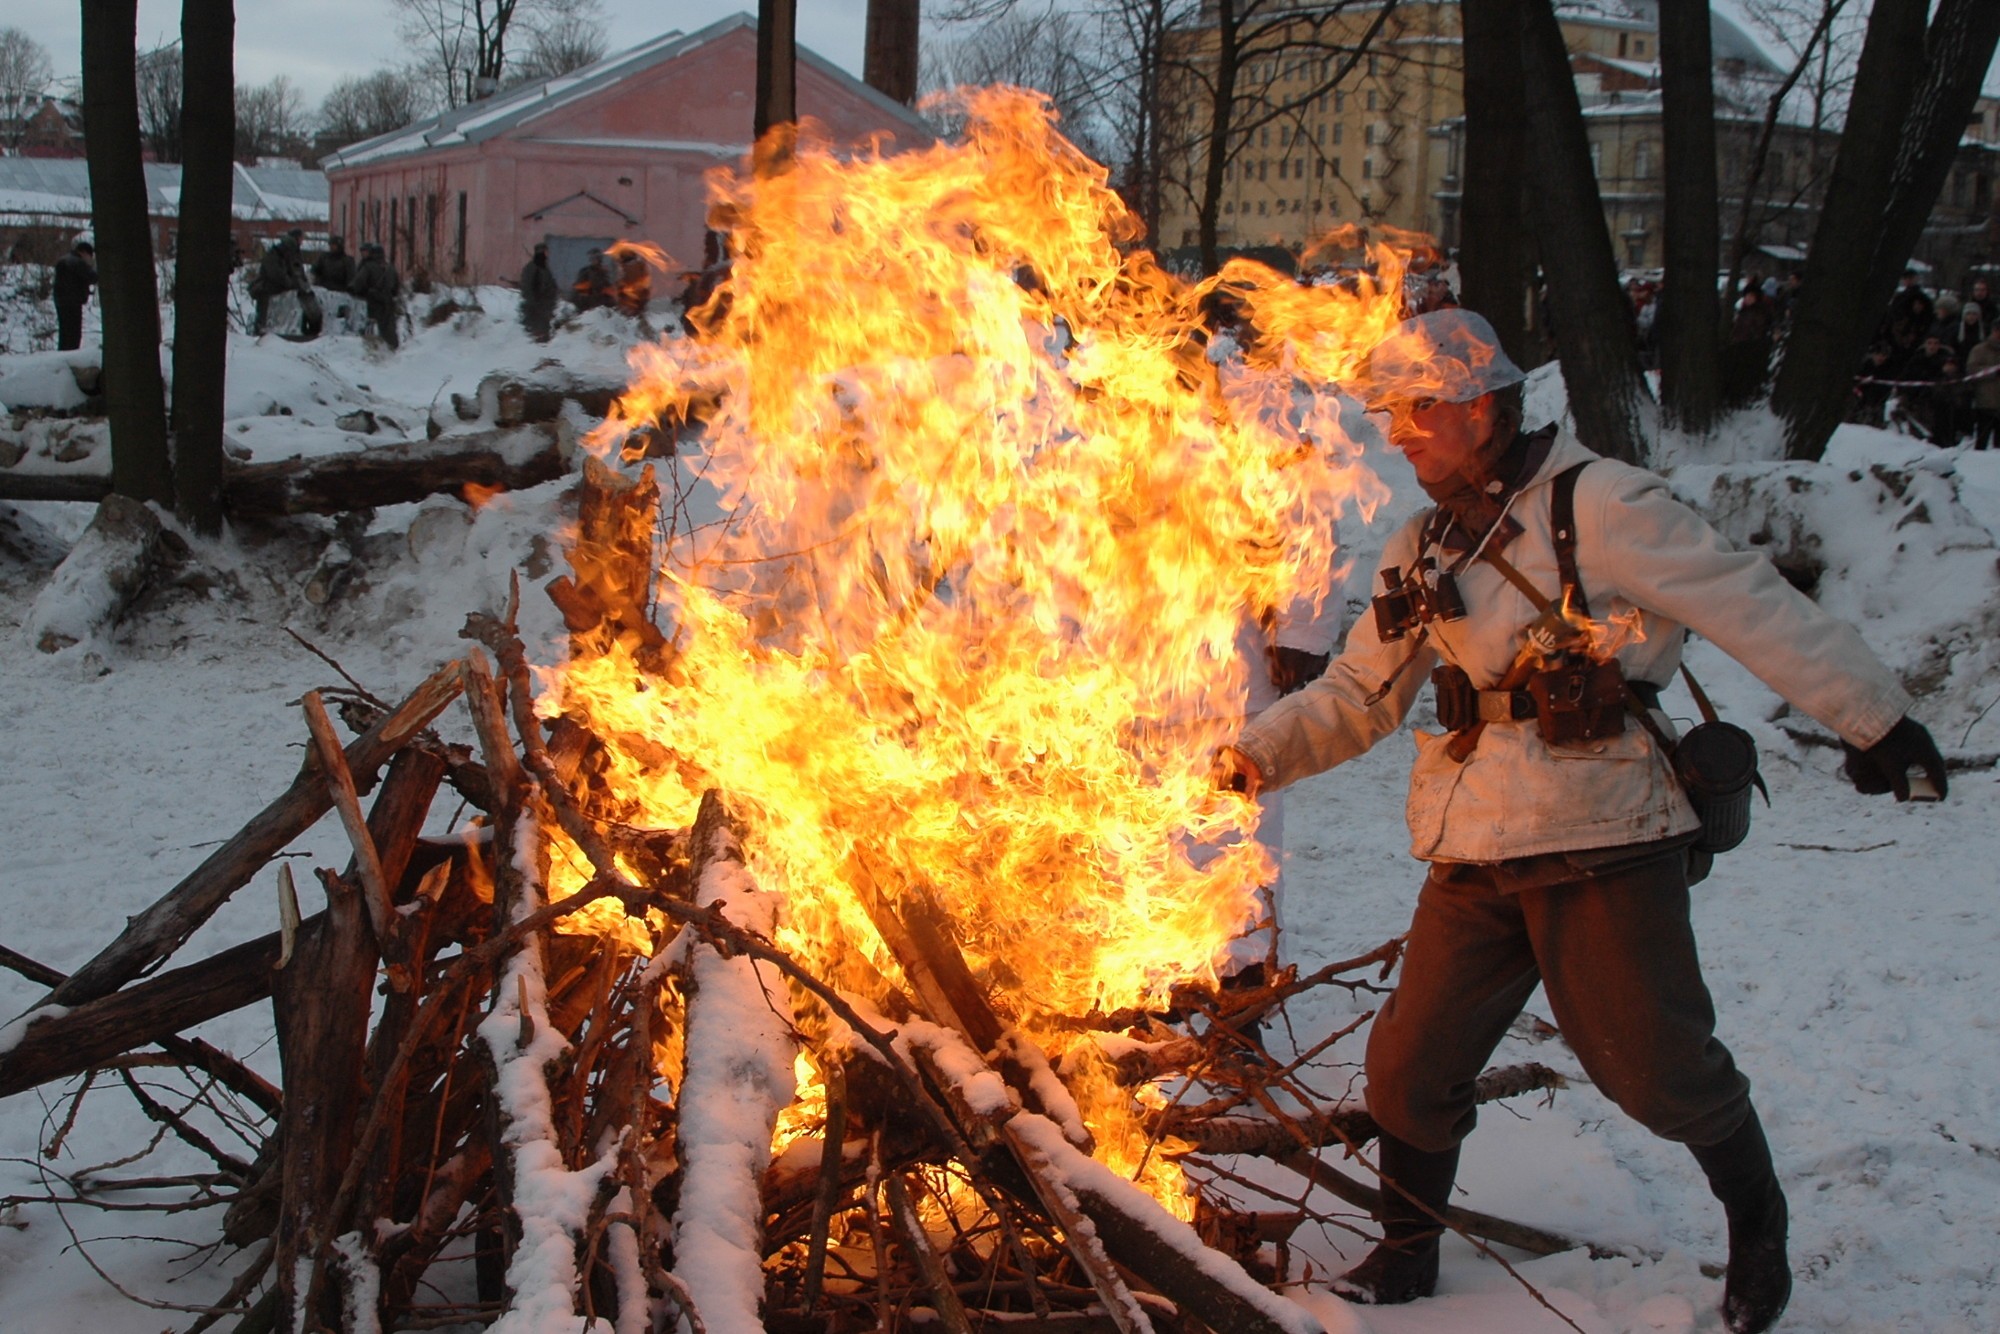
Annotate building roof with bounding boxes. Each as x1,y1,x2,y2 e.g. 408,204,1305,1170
1557,1,1781,77
0,158,326,223
323,13,931,173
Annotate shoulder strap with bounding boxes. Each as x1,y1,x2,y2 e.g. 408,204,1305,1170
1550,462,1592,619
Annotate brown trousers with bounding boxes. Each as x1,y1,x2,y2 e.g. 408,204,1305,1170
1365,845,1750,1154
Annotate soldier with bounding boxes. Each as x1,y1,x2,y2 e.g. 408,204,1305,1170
251,229,315,337
571,249,614,313
1215,309,1947,1334
52,239,95,351
519,242,560,342
351,242,403,351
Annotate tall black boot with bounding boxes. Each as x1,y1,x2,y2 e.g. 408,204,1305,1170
1331,1134,1460,1305
1689,1108,1792,1334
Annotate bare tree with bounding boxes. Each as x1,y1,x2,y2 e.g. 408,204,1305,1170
1517,0,1648,462
83,0,173,505
1458,0,1534,369
1153,0,1399,275
925,6,1119,163
0,26,55,151
392,0,602,108
173,0,234,536
1655,0,1723,432
1770,0,2000,460
509,10,607,82
235,75,308,160
318,69,435,148
135,41,183,163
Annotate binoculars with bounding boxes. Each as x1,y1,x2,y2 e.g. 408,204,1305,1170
1373,559,1467,642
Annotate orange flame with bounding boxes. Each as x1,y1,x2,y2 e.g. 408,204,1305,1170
545,89,1414,1206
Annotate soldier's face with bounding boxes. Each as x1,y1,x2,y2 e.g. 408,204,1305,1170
1385,393,1495,486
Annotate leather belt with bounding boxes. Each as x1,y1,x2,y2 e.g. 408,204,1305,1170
1473,678,1662,724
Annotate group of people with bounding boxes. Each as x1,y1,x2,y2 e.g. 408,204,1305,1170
516,244,657,341
1854,270,2000,448
1211,304,1945,1333
249,228,403,350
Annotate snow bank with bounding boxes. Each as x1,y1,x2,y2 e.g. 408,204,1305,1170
0,348,98,412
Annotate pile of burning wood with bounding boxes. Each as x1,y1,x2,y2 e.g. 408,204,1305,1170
0,462,1574,1334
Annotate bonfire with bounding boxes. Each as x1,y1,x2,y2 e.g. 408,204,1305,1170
0,91,1571,1333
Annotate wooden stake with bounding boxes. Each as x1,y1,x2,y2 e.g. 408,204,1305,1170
302,689,401,964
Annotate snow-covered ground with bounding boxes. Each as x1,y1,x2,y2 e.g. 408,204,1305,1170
1,297,1995,1333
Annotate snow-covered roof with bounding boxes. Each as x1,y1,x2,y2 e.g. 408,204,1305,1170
1557,1,1780,77
0,159,327,223
323,12,930,173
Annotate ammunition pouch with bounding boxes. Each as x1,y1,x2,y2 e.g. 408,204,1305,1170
1432,664,1478,732
1526,657,1629,746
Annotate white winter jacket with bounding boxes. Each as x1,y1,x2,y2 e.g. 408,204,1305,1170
1233,433,1912,862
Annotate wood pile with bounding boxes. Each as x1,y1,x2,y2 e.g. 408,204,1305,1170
0,463,1573,1333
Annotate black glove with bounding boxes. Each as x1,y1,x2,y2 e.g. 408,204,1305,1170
1842,717,1947,801
1268,646,1330,696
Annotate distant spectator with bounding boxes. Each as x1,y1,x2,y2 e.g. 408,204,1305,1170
351,242,402,351
613,246,652,318
680,229,732,335
519,242,560,343
1896,330,1953,443
1722,286,1775,406
1956,301,1988,363
1967,324,2000,450
251,230,315,338
1965,277,1997,328
52,239,95,352
312,235,359,333
311,235,355,292
1851,343,1894,427
572,249,614,313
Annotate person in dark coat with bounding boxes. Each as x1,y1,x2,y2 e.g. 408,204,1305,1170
251,230,313,337
311,235,356,292
52,240,95,351
572,250,614,313
351,243,402,351
519,242,561,342
613,246,651,318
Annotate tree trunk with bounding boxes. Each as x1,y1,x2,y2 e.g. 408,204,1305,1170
755,0,798,141
1771,0,2000,460
1457,0,1534,368
81,0,172,504
1195,0,1242,277
863,0,920,106
170,0,233,535
1656,0,1723,434
1518,0,1649,463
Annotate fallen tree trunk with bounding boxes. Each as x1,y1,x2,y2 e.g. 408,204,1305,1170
25,493,178,652
223,424,567,517
0,471,114,503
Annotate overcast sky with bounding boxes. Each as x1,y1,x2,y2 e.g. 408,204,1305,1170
16,3,872,107
11,2,2000,118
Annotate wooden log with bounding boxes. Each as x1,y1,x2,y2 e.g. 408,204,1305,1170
670,792,799,1333
545,455,671,675
884,1171,974,1334
222,424,566,517
274,873,377,1329
0,923,293,1099
27,659,463,1015
1008,1115,1323,1334
0,471,114,503
1275,1151,1583,1258
1162,1064,1568,1158
302,690,401,965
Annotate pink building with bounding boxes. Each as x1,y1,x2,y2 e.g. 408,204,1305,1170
321,13,931,291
